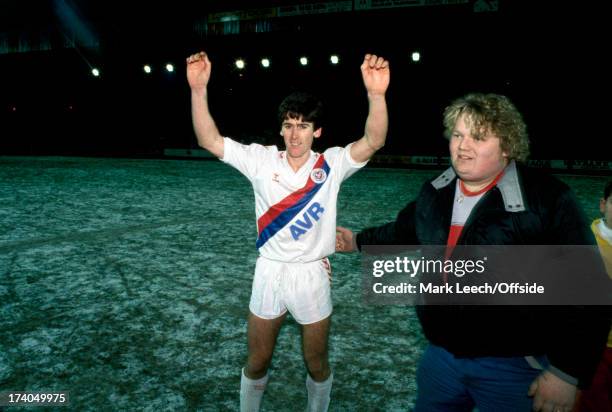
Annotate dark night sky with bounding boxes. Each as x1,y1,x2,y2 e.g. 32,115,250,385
0,0,607,159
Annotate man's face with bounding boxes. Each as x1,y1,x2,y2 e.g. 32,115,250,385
600,194,612,228
450,114,508,189
281,116,321,161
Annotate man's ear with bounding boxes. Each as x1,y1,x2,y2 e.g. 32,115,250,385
314,127,322,139
601,198,607,215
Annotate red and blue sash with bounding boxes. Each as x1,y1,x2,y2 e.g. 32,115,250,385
256,155,330,249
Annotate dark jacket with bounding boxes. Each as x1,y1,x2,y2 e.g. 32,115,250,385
357,161,610,387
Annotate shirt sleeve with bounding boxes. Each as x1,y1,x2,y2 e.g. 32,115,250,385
221,137,272,181
324,142,368,183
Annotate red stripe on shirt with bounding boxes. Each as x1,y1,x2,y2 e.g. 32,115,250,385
257,154,325,235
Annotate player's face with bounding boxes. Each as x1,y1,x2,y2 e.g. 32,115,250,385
449,113,508,191
600,194,612,228
281,116,321,162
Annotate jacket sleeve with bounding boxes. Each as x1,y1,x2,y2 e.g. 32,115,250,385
356,201,418,249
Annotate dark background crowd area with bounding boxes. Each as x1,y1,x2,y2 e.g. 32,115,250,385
0,0,606,160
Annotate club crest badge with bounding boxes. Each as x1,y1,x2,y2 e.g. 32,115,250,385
310,168,327,184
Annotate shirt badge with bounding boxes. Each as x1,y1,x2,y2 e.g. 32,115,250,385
310,168,327,184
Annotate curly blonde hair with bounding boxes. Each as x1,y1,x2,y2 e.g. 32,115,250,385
443,93,530,162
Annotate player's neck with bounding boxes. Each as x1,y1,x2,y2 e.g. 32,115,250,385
287,154,310,172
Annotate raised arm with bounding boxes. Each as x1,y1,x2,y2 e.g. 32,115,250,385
186,51,224,159
350,54,390,163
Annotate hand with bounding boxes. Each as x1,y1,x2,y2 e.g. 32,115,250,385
186,51,212,91
361,54,390,96
336,226,356,252
528,370,577,412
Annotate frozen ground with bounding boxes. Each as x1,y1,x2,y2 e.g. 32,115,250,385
0,156,607,411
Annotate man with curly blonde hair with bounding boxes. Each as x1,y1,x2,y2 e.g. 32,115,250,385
337,93,610,411
442,93,530,163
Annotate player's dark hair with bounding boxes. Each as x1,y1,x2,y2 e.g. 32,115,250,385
278,92,324,130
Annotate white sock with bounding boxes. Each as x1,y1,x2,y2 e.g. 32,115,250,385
240,368,269,412
306,372,333,412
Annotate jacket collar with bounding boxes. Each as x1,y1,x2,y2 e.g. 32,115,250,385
430,160,526,212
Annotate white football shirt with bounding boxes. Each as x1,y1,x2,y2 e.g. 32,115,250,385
221,137,367,262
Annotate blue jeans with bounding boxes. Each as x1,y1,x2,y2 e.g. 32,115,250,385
415,344,547,412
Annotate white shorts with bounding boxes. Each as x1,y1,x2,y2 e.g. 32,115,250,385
249,256,332,325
